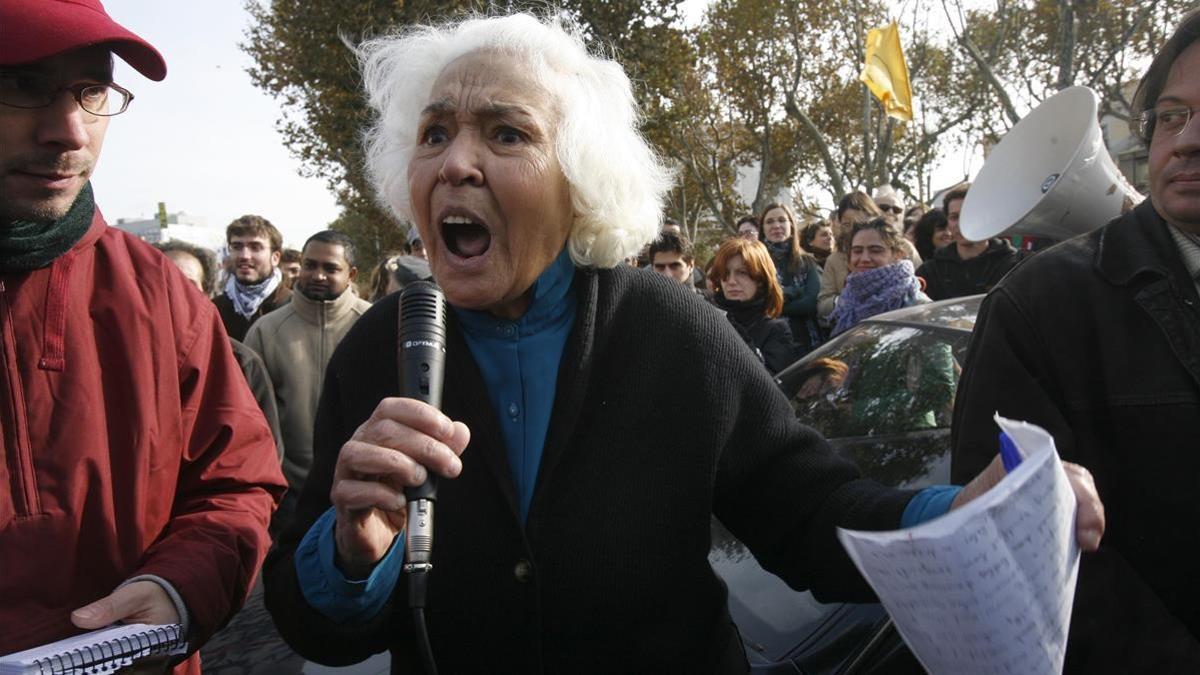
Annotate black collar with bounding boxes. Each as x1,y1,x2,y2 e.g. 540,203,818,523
1095,199,1192,287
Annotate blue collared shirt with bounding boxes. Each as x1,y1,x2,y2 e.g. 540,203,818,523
453,247,577,522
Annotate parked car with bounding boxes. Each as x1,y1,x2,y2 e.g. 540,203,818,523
710,295,984,674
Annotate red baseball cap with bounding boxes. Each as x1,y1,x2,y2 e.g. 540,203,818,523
0,0,166,81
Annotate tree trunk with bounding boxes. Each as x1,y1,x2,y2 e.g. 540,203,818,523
784,94,848,200
751,119,772,214
1056,0,1077,90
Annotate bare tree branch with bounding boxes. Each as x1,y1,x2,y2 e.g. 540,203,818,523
1083,1,1157,92
893,104,979,171
941,0,1022,125
986,0,1015,62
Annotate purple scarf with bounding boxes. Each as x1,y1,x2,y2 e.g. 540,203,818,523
829,260,924,336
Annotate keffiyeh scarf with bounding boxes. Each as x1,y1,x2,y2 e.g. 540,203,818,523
226,267,282,319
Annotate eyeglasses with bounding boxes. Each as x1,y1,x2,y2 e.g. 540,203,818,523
0,73,134,116
1133,105,1196,142
879,205,903,215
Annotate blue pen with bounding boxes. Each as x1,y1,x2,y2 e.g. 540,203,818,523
999,431,1023,472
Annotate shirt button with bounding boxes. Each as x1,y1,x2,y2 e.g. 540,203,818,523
513,559,533,583
498,322,517,338
508,402,520,418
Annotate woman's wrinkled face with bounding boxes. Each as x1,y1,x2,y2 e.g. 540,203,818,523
849,229,896,272
407,51,573,320
762,208,792,244
721,254,760,301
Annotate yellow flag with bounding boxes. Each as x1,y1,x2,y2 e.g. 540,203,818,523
859,22,913,121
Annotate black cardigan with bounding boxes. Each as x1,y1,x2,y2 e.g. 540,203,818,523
264,265,913,672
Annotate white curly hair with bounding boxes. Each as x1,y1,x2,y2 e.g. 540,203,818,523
358,13,674,269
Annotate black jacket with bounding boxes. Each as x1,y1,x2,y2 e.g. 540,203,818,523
951,200,1200,672
916,238,1021,301
728,312,796,374
230,338,284,460
264,265,913,673
715,293,798,375
213,281,291,341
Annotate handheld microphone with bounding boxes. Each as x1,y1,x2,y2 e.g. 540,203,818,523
397,281,447,584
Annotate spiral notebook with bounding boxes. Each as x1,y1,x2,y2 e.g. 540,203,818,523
0,623,186,675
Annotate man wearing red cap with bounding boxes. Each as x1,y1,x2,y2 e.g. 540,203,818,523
0,1,286,670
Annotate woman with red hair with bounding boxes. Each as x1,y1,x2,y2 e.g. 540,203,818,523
708,238,798,373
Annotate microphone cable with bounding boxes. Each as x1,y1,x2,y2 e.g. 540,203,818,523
397,281,447,675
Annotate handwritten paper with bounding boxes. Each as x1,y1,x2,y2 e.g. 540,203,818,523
837,415,1079,675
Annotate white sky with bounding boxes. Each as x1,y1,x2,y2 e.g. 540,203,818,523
93,1,340,249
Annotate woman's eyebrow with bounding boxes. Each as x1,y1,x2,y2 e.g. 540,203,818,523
420,99,535,122
419,99,454,119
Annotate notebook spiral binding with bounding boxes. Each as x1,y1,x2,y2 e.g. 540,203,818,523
32,625,183,675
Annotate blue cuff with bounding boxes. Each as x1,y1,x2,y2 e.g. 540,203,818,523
294,507,405,623
900,485,962,528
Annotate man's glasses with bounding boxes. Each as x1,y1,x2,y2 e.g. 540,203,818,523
879,205,904,215
0,73,134,116
1133,105,1195,142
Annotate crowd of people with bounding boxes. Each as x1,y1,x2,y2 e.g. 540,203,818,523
639,179,1023,375
152,215,436,535
5,0,1199,672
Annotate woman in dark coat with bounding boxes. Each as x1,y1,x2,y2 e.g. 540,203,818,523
758,202,823,354
708,238,797,374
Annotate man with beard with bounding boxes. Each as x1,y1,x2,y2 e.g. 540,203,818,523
0,1,285,668
244,230,371,527
215,214,292,340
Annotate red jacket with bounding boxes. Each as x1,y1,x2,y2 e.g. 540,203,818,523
0,211,286,671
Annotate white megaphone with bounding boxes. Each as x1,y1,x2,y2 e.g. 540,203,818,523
960,85,1143,243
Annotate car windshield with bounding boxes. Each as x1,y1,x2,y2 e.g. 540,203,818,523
719,318,975,666
781,323,968,440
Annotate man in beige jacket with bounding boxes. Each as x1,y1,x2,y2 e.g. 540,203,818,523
244,230,371,526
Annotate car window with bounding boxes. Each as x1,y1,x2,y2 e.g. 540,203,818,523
782,323,968,439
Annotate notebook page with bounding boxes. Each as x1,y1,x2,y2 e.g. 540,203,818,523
0,623,184,674
837,415,1080,675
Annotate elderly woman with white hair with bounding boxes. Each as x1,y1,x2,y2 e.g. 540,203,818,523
263,13,1104,672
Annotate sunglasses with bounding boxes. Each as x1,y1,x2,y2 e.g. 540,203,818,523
879,205,903,215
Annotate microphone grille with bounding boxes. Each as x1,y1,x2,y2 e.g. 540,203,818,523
398,281,447,340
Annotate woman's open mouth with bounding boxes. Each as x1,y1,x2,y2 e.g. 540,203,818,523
442,215,492,258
